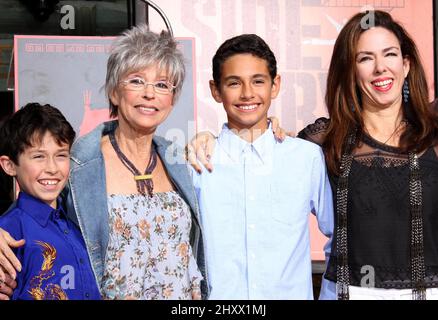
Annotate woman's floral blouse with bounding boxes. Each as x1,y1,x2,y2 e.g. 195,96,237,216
101,191,202,300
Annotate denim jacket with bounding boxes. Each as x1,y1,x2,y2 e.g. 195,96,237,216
63,120,209,299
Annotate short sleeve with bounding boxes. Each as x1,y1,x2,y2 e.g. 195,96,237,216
431,98,438,113
297,117,330,146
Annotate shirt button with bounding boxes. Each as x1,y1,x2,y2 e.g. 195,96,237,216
249,224,255,230
252,284,257,289
85,293,90,298
249,195,255,201
64,230,69,235
251,253,256,259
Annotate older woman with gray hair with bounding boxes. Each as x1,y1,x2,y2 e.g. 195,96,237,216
0,25,208,300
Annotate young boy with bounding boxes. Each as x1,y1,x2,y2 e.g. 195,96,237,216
0,103,100,300
191,34,334,299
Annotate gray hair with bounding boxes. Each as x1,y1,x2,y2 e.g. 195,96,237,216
105,24,186,117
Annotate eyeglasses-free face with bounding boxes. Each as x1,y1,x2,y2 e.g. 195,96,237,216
120,77,176,95
209,53,280,134
355,27,410,111
0,132,70,210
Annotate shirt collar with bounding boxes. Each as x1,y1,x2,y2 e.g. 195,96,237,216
217,122,276,164
16,192,65,228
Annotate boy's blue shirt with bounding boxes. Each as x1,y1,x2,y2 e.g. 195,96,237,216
191,123,334,300
0,191,101,300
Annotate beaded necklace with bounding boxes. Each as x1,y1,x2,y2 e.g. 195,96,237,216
109,130,158,197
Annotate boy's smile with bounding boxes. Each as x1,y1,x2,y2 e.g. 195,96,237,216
210,53,280,141
3,132,70,209
234,103,260,112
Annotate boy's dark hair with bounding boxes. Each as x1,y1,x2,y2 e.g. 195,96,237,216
0,103,76,164
212,34,277,86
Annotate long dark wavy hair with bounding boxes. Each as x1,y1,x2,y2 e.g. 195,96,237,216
323,10,438,175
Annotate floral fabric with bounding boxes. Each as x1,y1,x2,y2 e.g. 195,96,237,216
101,191,202,300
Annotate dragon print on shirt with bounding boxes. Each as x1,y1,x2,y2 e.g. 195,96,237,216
28,241,68,300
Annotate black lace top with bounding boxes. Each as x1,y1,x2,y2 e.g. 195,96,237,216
298,117,438,289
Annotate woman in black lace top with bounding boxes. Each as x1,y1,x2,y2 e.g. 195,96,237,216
187,10,438,300
297,11,438,300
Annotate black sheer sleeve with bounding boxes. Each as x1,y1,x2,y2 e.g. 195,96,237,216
432,98,438,113
297,117,330,147
431,99,438,156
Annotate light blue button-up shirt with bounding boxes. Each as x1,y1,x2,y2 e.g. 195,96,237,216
191,124,334,300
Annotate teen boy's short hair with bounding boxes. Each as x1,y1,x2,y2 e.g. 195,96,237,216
0,103,76,164
212,34,277,86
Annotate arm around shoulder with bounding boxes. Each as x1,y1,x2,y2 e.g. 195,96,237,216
297,117,330,146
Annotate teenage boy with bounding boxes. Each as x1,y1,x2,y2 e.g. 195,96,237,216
191,34,334,299
0,103,100,300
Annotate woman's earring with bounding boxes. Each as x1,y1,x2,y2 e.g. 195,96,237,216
403,79,410,103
